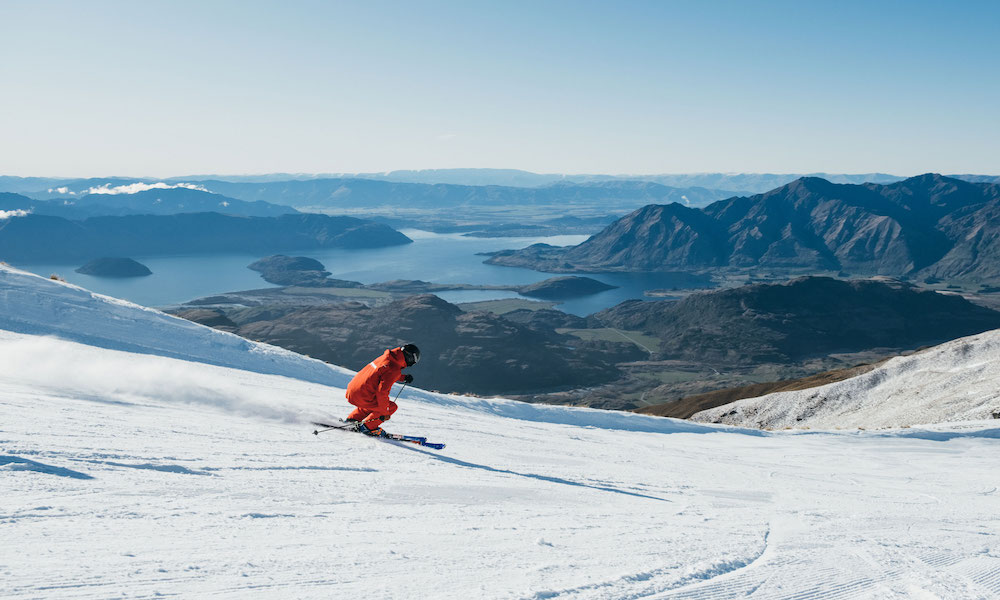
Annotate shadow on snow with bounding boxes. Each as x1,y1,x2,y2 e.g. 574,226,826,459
0,455,95,480
397,445,672,503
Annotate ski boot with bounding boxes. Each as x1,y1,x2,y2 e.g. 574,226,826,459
354,421,384,437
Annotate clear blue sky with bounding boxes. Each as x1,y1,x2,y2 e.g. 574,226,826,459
2,0,998,177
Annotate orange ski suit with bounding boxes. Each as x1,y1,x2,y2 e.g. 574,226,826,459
345,347,408,427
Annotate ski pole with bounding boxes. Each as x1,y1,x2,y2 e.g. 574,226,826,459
393,382,408,402
313,422,355,435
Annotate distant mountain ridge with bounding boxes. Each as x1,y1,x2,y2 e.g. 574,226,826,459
6,176,734,210
1,188,296,218
5,171,999,196
0,213,411,263
205,169,996,193
487,174,1000,281
180,178,737,211
165,170,988,193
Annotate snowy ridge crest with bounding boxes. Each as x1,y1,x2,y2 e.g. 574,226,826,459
692,328,1000,429
0,264,355,389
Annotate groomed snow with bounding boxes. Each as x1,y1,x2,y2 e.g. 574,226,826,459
691,329,1000,430
2,264,1000,599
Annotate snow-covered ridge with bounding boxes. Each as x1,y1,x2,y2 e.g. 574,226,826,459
0,263,355,388
692,328,1000,429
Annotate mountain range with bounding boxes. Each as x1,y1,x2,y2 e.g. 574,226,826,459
175,178,737,211
487,174,1000,281
178,169,907,192
4,176,735,210
0,188,296,219
8,170,1000,195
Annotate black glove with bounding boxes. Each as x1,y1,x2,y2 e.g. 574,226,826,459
402,374,414,384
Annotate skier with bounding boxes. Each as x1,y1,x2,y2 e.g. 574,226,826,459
345,344,420,436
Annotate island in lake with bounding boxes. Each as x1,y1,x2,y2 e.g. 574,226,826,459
243,255,618,302
75,257,152,278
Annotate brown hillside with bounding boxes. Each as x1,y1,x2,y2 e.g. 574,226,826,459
634,360,890,419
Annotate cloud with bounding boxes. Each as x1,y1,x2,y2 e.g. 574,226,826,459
0,209,30,220
86,182,209,195
48,187,76,195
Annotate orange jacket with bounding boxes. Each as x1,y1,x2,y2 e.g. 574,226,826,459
345,347,407,413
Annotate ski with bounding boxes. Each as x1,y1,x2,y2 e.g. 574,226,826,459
383,433,445,450
311,421,445,450
386,433,426,443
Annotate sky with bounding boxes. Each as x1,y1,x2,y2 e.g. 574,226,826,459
1,0,998,177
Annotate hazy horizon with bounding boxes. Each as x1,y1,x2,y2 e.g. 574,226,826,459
3,167,996,181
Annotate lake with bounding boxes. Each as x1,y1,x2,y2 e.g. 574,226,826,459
13,230,708,316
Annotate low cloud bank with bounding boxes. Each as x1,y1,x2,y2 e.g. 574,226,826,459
86,182,209,195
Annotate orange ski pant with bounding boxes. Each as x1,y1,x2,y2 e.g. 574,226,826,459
347,401,398,427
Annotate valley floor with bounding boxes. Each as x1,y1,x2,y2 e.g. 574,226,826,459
2,331,998,599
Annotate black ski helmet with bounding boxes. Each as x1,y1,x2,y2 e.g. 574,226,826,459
401,343,420,366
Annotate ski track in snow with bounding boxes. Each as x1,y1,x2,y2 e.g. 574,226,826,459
2,264,1000,599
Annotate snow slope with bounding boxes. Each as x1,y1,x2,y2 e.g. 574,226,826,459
2,265,1000,599
691,329,1000,430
